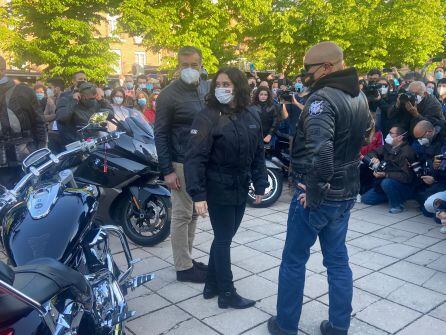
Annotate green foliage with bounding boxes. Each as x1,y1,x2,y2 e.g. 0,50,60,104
119,0,272,73
2,0,120,83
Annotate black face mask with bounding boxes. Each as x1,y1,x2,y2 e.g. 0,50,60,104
82,98,97,108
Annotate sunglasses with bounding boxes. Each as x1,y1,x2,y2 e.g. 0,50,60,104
303,62,328,72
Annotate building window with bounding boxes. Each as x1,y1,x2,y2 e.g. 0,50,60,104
108,15,119,37
111,49,122,74
135,52,146,67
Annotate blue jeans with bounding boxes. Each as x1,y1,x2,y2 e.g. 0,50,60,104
361,178,413,209
276,191,354,333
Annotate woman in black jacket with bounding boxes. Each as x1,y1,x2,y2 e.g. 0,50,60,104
251,86,279,143
184,68,268,309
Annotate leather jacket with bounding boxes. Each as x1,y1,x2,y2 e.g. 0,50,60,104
154,78,209,175
291,68,373,208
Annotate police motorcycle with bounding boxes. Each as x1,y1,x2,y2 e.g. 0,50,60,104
247,133,290,207
74,107,171,247
0,122,154,334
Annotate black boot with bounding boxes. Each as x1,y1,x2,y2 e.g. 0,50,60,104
193,259,208,271
203,282,218,299
320,320,348,335
218,289,256,309
176,265,206,283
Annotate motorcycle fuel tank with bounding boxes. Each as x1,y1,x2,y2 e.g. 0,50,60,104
2,188,97,266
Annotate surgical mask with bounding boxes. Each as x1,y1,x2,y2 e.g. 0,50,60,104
113,96,123,105
138,84,146,90
180,68,200,85
146,83,153,90
415,95,423,104
385,134,394,145
438,87,446,96
46,88,54,97
426,87,434,95
272,88,278,94
294,82,304,92
215,87,234,104
137,98,147,106
380,86,389,95
125,82,134,90
418,138,430,146
435,71,444,80
104,89,112,97
36,92,45,101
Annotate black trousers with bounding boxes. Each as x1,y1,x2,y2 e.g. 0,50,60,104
0,167,22,189
207,202,246,293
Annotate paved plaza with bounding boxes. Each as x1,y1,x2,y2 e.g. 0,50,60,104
2,189,446,335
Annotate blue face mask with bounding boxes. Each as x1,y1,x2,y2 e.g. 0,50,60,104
36,92,45,101
126,82,134,90
435,71,444,81
146,84,153,90
294,82,304,92
137,98,147,106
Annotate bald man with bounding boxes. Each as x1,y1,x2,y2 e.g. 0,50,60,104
268,42,372,335
412,120,446,217
406,81,444,128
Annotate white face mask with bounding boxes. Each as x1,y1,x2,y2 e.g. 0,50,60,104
418,138,430,146
415,95,423,104
104,89,112,97
380,86,389,95
215,87,234,104
113,96,124,105
46,88,54,97
385,134,394,145
438,86,446,96
426,87,434,95
180,68,200,85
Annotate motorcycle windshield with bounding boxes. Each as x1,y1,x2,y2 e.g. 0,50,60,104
111,106,154,144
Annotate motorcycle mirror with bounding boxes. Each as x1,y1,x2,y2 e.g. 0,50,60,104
88,111,109,127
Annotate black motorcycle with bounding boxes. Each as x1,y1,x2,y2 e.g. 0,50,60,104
0,132,154,335
247,133,290,207
74,106,171,247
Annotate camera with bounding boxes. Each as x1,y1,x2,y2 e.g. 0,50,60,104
398,91,416,106
411,161,432,179
278,88,294,103
363,83,381,101
435,154,446,161
433,198,446,211
362,156,387,172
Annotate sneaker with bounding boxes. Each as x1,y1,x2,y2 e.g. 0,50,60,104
177,266,206,283
389,206,404,214
267,316,296,335
440,226,446,234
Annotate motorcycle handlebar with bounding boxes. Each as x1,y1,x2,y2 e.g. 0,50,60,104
0,132,123,208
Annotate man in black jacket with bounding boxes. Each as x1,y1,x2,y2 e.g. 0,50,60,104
362,126,417,213
268,42,371,335
0,56,47,188
154,46,210,283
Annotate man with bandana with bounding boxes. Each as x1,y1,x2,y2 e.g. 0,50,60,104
268,42,372,335
0,56,46,188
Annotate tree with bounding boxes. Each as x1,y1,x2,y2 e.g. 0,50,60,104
119,0,272,73
2,0,120,82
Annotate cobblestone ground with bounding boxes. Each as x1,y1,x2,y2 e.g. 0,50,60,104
2,189,446,335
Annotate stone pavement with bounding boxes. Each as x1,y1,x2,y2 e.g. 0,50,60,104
2,189,446,335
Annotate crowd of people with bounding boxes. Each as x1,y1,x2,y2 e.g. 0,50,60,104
1,43,446,335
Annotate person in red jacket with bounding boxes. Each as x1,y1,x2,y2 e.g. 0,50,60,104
359,123,384,195
144,91,159,126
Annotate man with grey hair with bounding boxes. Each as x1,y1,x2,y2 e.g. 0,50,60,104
405,80,444,127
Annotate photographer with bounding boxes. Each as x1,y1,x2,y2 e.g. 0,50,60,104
365,78,394,134
362,126,417,213
438,78,446,117
407,81,444,127
412,120,446,216
424,192,446,233
251,86,279,143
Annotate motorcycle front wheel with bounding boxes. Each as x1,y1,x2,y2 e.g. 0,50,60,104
120,195,171,247
247,168,283,208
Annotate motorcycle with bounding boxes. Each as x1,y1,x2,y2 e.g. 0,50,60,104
0,131,154,335
74,107,171,247
247,132,290,207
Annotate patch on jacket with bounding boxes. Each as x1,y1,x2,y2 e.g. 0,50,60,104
308,101,324,116
190,129,198,135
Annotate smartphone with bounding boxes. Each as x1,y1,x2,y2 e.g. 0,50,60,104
382,68,393,73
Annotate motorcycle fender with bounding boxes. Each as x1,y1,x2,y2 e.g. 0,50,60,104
129,185,171,207
266,160,281,170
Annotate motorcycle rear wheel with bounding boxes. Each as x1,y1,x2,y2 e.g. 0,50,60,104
247,168,283,208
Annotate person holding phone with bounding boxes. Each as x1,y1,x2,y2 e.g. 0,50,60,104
184,67,268,309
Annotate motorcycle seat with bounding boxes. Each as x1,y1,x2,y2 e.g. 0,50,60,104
0,258,91,325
